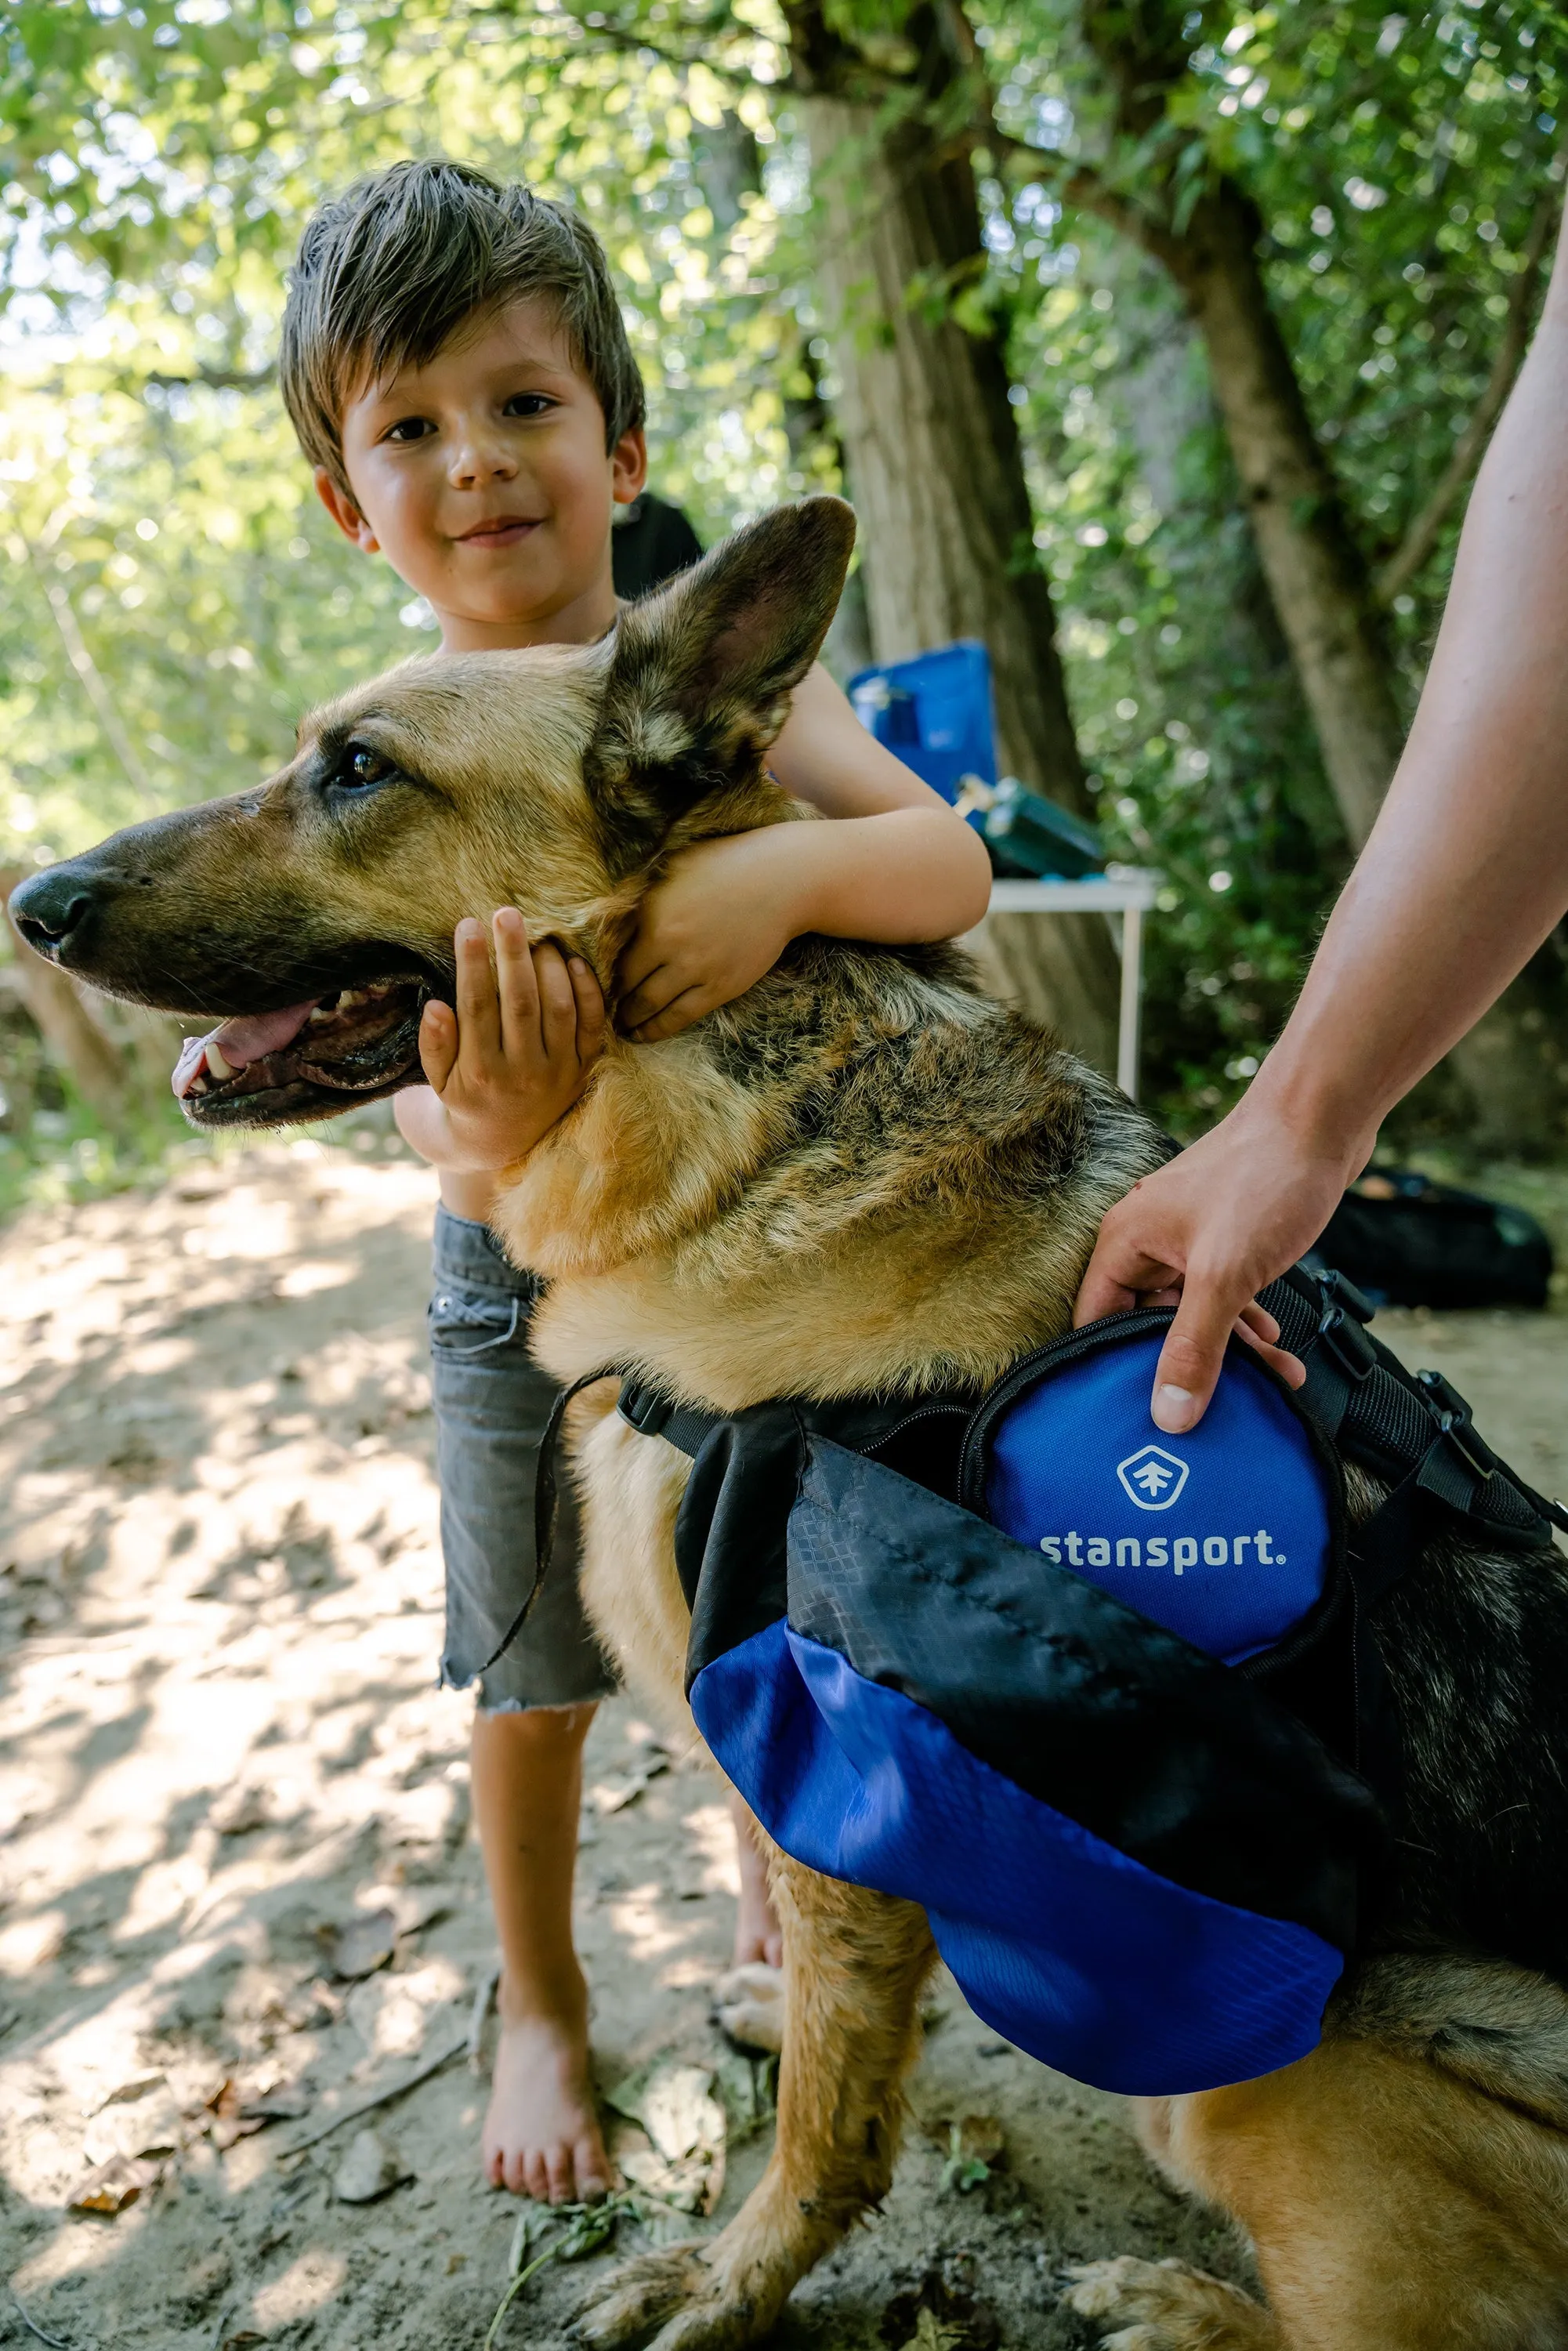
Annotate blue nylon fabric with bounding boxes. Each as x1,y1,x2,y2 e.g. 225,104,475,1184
690,1619,1343,2096
987,1333,1331,1664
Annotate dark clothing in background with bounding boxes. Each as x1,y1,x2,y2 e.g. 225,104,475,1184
611,492,703,600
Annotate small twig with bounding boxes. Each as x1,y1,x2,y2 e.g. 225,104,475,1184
9,2287,80,2350
468,1962,501,2074
281,2029,468,2157
1378,172,1564,604
483,2199,623,2351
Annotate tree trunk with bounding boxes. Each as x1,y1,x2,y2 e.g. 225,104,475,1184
786,1,1123,1074
1063,9,1568,1148
1159,183,1406,849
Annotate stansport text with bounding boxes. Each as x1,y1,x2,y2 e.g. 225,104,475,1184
1038,1531,1286,1574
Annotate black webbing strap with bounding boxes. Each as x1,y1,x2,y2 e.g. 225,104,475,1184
471,1364,624,1679
1260,1263,1568,1559
617,1381,728,1461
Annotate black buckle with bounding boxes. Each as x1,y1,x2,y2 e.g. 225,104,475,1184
1317,1267,1375,1325
1416,1368,1498,1482
1317,1301,1378,1382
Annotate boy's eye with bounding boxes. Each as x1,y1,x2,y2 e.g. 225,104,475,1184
502,393,556,419
384,416,434,444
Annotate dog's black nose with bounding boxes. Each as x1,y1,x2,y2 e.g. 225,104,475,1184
8,868,95,956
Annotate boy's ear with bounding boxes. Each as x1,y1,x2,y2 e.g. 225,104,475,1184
588,494,856,841
315,467,378,553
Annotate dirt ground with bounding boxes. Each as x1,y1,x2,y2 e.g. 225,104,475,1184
2,1140,1566,2351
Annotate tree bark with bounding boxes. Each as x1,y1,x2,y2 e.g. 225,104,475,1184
785,0,1123,1073
1064,167,1405,850
1056,5,1568,1147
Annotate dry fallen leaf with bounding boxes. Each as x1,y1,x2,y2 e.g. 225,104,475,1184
606,2059,726,2215
69,2152,163,2214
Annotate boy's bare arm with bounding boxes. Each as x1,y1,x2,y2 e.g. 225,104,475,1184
617,663,992,1041
395,910,606,1174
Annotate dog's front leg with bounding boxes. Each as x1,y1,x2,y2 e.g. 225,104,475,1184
573,1857,936,2351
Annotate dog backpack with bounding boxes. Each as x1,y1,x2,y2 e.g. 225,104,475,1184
538,1266,1565,2099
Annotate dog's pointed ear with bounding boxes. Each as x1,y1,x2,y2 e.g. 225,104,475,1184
587,495,856,844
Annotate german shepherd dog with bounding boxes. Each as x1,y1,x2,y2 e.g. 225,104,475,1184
14,499,1568,2350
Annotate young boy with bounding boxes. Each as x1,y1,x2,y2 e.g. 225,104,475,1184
278,158,993,2207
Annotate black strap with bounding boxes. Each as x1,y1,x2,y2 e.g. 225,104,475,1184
1262,1264,1568,1555
471,1364,624,1679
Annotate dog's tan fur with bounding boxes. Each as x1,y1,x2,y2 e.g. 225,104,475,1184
25,499,1568,2349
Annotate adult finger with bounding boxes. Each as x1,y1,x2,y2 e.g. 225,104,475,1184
1149,1272,1265,1433
417,999,458,1094
1230,1306,1307,1389
567,956,607,1067
492,907,541,1062
453,917,501,1070
1074,1217,1183,1328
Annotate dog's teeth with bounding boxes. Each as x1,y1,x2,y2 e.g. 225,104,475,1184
338,989,367,1010
205,1041,235,1080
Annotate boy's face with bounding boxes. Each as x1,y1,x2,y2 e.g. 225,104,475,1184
317,295,646,651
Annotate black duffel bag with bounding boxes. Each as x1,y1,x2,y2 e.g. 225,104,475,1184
1313,1169,1552,1311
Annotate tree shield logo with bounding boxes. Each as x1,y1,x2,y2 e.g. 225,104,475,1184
1116,1444,1190,1512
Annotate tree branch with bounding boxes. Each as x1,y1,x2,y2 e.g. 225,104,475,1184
143,366,275,393
1378,177,1563,606
24,540,158,812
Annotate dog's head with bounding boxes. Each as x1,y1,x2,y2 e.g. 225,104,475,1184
8,497,855,1126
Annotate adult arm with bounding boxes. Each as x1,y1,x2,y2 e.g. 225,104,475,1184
1075,208,1568,1433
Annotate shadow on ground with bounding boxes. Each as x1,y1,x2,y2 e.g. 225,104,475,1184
2,1145,1564,2349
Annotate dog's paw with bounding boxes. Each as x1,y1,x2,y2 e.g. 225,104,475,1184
712,1962,784,2056
570,2242,765,2351
1061,2256,1275,2350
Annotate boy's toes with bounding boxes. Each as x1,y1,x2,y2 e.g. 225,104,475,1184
545,2143,576,2204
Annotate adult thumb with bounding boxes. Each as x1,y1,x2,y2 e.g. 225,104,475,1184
1149,1280,1250,1434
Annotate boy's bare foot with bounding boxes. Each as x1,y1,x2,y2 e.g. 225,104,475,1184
733,1805,783,1968
483,1970,613,2204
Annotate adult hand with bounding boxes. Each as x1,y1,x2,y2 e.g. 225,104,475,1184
1074,1099,1367,1433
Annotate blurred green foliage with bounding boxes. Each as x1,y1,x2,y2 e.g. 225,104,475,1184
1,0,1563,1161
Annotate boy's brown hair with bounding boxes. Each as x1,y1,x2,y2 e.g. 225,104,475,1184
280,158,646,496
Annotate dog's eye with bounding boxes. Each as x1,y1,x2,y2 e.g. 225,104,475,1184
337,746,393,793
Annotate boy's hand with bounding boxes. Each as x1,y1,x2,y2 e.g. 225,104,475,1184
617,832,805,1041
411,909,606,1171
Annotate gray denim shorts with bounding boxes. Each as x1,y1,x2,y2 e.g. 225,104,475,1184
429,1207,618,1713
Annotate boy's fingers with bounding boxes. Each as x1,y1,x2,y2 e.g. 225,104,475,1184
533,942,579,1060
616,962,675,1035
628,984,709,1042
567,957,608,1065
492,907,541,1060
454,917,501,1068
418,999,458,1095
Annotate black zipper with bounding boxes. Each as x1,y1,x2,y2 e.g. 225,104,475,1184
954,1307,1178,1516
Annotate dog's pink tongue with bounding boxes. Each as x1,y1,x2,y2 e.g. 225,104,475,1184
172,1001,317,1097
